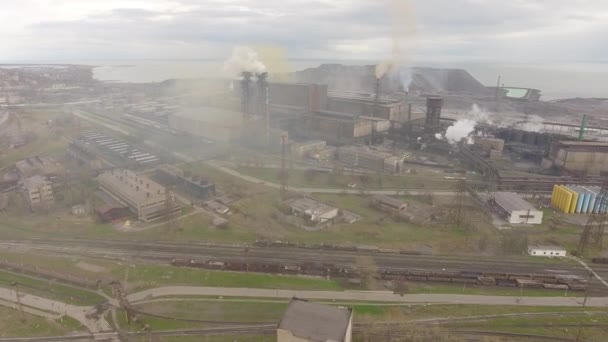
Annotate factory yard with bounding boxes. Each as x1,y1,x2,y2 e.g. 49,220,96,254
2,58,608,342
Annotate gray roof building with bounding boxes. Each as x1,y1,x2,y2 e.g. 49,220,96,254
278,298,353,342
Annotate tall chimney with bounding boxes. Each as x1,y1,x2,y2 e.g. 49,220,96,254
257,72,270,149
241,71,253,119
373,77,381,118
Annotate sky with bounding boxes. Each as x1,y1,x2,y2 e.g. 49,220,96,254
1,0,608,63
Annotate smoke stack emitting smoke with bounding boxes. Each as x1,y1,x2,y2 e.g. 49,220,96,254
223,46,267,77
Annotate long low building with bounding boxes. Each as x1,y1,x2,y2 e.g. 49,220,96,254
490,192,543,225
548,141,608,175
98,169,181,222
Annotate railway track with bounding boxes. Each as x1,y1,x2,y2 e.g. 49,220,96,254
2,238,607,293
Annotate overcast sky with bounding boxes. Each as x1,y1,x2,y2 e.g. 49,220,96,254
1,0,607,63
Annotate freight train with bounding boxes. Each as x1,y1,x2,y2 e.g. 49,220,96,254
170,258,588,292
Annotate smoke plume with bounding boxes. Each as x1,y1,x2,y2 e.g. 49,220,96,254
375,0,417,82
521,115,544,132
223,46,267,77
438,104,490,144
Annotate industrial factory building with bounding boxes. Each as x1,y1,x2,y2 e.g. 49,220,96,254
22,175,54,211
337,146,404,174
548,141,608,175
15,156,64,179
489,192,543,225
277,298,353,342
98,169,181,222
286,197,339,223
269,82,328,112
168,107,243,142
326,91,405,121
155,165,216,200
372,195,407,214
75,132,160,167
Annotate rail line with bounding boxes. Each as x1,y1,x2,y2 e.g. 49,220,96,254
2,238,607,293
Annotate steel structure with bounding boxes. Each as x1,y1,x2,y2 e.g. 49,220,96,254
578,183,608,255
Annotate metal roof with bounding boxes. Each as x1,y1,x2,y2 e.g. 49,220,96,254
492,192,538,213
529,245,566,251
279,299,352,342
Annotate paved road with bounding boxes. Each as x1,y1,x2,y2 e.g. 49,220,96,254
0,287,112,333
205,160,458,196
127,285,608,308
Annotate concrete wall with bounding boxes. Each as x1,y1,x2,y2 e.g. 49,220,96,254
277,329,313,342
555,150,608,175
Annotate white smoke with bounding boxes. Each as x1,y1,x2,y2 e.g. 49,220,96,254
400,67,413,92
438,104,490,144
223,46,267,77
521,115,544,132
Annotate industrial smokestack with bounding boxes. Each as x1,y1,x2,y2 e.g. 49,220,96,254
241,71,253,119
373,77,381,118
257,72,270,149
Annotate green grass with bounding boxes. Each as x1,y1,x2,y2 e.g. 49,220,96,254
116,299,608,342
0,306,85,337
112,264,342,293
0,270,106,306
234,166,462,190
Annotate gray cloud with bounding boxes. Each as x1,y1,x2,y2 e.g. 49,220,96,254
1,0,608,62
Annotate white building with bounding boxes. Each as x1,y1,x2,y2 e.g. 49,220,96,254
491,192,543,225
286,198,339,223
528,245,567,257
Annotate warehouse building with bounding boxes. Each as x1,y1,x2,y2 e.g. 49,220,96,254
168,107,243,142
22,175,54,211
372,195,407,214
326,92,405,121
528,245,567,257
548,141,608,175
98,169,181,222
297,111,374,144
337,146,404,174
155,165,216,200
277,298,353,342
15,156,64,178
489,192,543,225
291,140,327,159
286,198,339,223
75,131,160,167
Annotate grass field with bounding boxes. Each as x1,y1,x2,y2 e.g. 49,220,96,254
0,248,343,294
116,300,608,341
0,306,84,337
0,269,106,306
112,264,342,293
234,166,463,190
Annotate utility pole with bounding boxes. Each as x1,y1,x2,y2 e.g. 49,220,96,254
578,183,608,255
111,281,134,325
280,133,288,200
11,281,25,322
164,187,177,231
